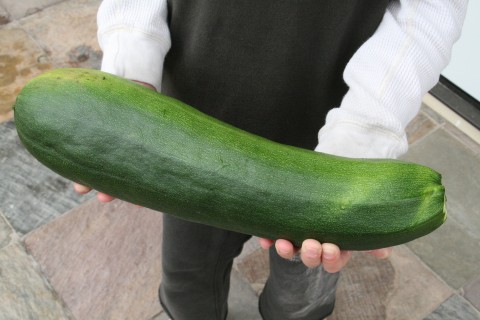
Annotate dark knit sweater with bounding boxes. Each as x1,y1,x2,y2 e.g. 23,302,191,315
162,0,388,149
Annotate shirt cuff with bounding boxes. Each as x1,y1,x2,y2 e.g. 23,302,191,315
314,120,408,159
99,30,170,92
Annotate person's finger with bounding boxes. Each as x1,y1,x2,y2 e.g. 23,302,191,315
300,239,323,268
275,239,297,260
97,192,115,203
321,243,351,273
131,80,157,91
258,238,274,250
366,247,392,259
73,183,91,194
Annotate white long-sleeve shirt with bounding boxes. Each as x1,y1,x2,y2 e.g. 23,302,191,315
97,0,467,159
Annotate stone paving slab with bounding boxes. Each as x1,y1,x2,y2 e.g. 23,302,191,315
425,294,480,320
234,245,269,296
329,245,452,320
0,121,93,234
24,198,164,320
407,216,480,290
405,110,438,145
422,104,447,126
0,3,10,24
0,28,51,122
0,211,15,250
227,269,263,320
444,121,480,157
19,0,102,70
464,276,480,311
0,0,65,19
0,242,74,319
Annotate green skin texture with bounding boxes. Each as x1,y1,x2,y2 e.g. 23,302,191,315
14,68,447,250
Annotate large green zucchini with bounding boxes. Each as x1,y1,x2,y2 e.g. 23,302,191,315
13,68,446,250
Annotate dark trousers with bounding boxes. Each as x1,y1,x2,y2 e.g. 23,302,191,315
159,214,339,320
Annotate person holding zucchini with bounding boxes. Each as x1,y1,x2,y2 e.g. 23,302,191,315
74,1,467,319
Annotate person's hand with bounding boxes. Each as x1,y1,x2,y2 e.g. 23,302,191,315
259,238,392,273
72,79,156,202
73,182,116,202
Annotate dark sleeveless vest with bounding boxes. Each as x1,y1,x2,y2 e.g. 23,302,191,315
162,0,388,149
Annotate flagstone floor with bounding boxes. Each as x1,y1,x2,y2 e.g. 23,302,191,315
1,1,480,319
